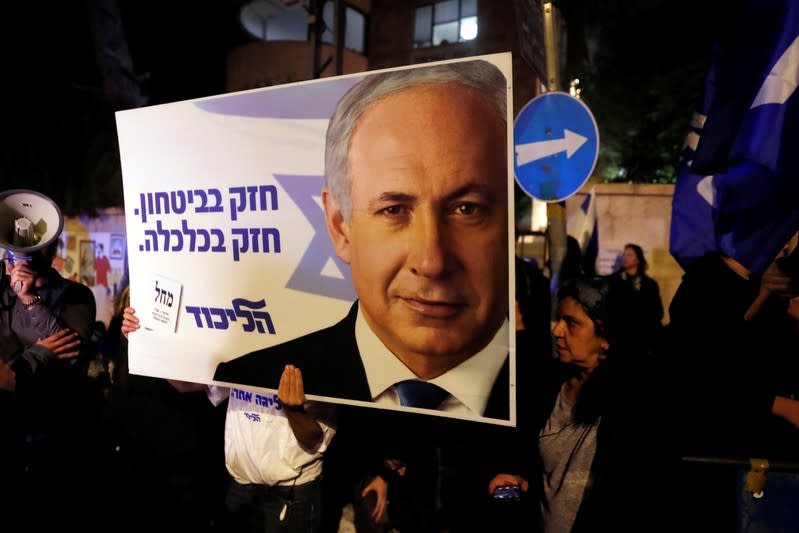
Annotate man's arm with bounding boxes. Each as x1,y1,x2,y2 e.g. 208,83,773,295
9,283,92,372
9,265,91,338
21,329,81,367
2,283,81,372
278,364,324,451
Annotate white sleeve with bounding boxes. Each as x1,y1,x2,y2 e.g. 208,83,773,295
206,385,230,406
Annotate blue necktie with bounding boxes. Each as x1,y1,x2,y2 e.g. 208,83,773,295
395,379,449,410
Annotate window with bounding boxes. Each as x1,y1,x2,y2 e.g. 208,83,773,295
414,0,478,48
322,4,367,54
239,1,308,41
239,0,367,54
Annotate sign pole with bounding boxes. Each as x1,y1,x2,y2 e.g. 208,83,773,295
543,2,567,293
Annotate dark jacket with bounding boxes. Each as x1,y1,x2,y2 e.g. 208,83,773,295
0,268,96,440
667,252,781,459
0,266,96,370
321,329,537,533
606,270,665,359
214,301,511,421
663,251,799,531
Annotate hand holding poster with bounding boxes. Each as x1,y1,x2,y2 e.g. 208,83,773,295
116,53,516,425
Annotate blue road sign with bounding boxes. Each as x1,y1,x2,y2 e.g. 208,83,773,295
514,92,599,202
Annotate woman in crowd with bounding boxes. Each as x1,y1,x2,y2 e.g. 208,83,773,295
488,275,678,532
606,243,664,359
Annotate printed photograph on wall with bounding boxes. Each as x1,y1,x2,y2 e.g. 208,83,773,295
110,234,125,260
52,236,66,274
79,239,95,287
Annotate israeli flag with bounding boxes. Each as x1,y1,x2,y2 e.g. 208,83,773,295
567,185,599,274
670,0,799,274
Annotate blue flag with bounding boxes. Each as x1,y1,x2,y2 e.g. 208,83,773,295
567,186,598,276
670,0,799,274
669,78,719,271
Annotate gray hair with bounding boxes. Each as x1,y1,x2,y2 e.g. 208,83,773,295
324,59,508,220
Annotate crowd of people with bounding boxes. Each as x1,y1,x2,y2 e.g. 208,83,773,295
2,57,798,532
3,232,799,532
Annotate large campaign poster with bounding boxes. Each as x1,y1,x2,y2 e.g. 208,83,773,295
117,52,516,426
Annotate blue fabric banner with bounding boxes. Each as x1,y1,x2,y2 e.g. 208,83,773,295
670,1,799,273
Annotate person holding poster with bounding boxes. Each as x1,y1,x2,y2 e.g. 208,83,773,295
121,307,337,533
214,59,512,421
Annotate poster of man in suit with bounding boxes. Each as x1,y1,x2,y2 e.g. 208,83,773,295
117,53,516,425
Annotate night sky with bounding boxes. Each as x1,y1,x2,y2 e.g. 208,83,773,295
0,1,245,214
0,1,723,211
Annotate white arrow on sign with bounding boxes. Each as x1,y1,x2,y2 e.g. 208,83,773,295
515,129,588,166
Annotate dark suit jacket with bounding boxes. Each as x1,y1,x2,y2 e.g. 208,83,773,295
214,301,511,420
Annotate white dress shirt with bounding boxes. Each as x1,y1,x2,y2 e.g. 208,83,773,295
221,387,336,486
355,307,510,418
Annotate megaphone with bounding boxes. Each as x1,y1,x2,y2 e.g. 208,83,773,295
0,189,64,294
0,189,64,256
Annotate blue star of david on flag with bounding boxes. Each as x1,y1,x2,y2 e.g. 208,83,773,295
192,76,365,301
274,174,355,301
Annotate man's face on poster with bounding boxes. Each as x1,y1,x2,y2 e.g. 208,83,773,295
325,83,509,374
